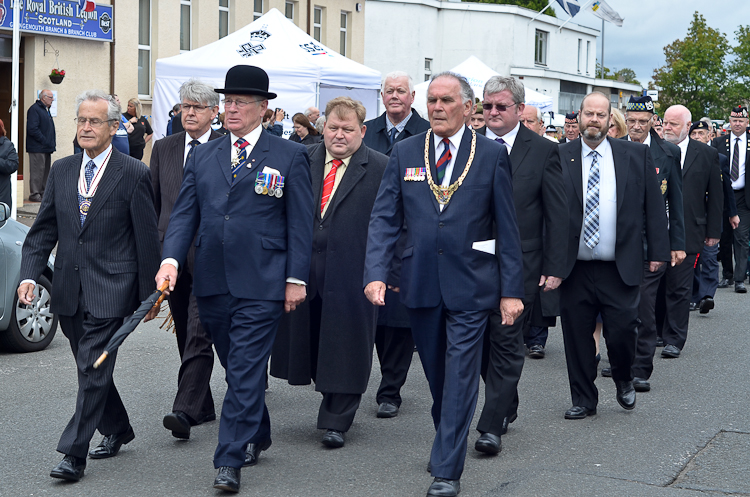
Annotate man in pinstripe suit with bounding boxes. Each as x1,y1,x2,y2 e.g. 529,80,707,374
18,90,160,482
151,79,222,439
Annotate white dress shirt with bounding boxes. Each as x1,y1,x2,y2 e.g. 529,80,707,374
730,132,747,190
577,138,617,261
183,128,212,165
433,126,466,212
676,136,689,168
485,122,520,155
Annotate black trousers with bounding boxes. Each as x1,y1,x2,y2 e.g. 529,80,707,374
560,261,639,410
719,216,735,280
662,254,698,350
168,266,215,422
309,296,361,433
732,190,750,283
477,300,532,436
57,298,129,459
633,262,667,379
374,324,414,407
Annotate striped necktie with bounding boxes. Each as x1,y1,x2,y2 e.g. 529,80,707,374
731,137,740,182
233,138,249,182
436,138,451,184
78,160,96,226
583,150,600,249
321,159,342,214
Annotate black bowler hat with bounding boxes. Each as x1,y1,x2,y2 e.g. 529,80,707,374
215,65,277,99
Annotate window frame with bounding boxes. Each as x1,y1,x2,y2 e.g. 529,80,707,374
138,0,152,97
339,11,348,57
219,0,230,39
535,29,548,66
180,0,192,53
313,6,323,42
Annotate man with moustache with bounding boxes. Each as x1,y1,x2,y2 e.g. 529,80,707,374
365,72,523,497
150,79,222,439
472,75,567,455
560,112,580,143
557,92,669,420
660,105,722,359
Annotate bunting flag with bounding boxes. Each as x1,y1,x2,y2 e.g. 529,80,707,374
78,0,96,12
555,0,581,17
589,0,623,27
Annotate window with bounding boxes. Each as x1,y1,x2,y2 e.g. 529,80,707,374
219,0,229,39
313,7,322,42
138,0,151,96
586,41,591,74
254,0,263,20
285,1,294,20
340,12,348,57
535,29,547,66
180,0,191,52
577,39,582,73
424,58,432,82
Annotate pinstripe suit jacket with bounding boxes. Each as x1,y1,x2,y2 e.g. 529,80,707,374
151,130,223,241
20,147,161,319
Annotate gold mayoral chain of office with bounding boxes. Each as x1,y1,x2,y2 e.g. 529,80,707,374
78,147,113,215
423,128,476,205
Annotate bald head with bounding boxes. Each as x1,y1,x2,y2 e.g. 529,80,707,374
39,89,54,109
663,105,692,145
520,105,544,135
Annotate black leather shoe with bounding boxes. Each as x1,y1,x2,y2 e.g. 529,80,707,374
501,413,518,435
213,466,240,493
88,426,135,459
718,278,731,288
377,402,399,418
243,439,271,467
601,367,612,377
163,411,191,439
528,344,545,359
564,406,596,419
427,461,432,473
689,302,698,311
50,455,86,481
321,429,345,448
194,412,217,425
699,297,714,314
615,380,636,410
661,344,681,358
427,477,460,497
633,377,651,392
736,282,747,293
475,432,502,455
655,336,665,347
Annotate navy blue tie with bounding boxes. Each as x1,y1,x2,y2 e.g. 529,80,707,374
388,127,398,144
78,160,96,226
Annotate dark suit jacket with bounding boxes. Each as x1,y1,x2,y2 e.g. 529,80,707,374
272,143,388,393
681,139,723,253
20,147,161,318
558,137,670,286
712,131,750,199
151,130,223,242
365,129,524,310
26,100,56,154
162,130,314,301
478,124,567,297
719,153,738,218
363,109,430,156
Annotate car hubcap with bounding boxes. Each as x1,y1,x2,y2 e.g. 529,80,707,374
16,286,53,343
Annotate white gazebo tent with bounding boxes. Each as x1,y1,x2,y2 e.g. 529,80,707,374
411,56,553,116
152,8,381,139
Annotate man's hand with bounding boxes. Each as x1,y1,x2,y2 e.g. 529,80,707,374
730,215,740,229
670,250,686,267
365,281,386,306
705,237,720,247
285,283,306,313
275,108,285,122
649,261,665,272
155,263,178,295
538,275,562,292
17,282,36,306
500,297,524,326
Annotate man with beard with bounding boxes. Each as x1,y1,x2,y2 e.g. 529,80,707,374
557,92,669,420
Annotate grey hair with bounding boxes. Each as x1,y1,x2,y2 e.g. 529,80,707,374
76,90,120,121
382,71,415,93
179,78,219,107
483,76,525,105
526,104,542,120
303,107,318,118
315,115,326,134
429,72,474,105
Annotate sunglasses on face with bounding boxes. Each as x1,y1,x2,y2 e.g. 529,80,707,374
483,102,517,112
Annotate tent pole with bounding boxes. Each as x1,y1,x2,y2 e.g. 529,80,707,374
10,0,21,219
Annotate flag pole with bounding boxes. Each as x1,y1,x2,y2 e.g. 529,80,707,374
10,0,20,220
528,0,555,24
557,0,595,32
600,18,605,78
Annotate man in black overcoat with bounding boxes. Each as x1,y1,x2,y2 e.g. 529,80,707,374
271,97,389,448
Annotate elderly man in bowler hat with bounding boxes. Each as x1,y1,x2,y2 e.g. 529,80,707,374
156,65,314,493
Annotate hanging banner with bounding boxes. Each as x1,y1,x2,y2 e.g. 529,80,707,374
0,1,113,42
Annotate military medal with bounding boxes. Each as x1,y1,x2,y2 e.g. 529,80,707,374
424,129,476,206
79,199,91,216
404,168,426,181
255,172,266,194
661,179,668,195
274,175,285,198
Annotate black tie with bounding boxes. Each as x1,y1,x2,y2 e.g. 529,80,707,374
185,139,200,166
388,127,398,144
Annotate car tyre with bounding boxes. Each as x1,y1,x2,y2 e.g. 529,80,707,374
0,275,58,352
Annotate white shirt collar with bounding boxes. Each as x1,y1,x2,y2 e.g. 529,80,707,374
82,144,113,169
185,128,212,147
732,131,746,145
230,123,264,150
485,122,520,149
433,125,465,154
627,133,651,147
581,137,611,159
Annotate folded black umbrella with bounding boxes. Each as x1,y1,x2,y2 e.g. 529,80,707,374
93,281,170,369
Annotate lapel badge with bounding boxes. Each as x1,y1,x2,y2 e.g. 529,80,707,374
661,179,667,195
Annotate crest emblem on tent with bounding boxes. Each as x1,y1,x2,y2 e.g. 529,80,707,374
300,41,327,56
250,27,271,41
237,42,266,57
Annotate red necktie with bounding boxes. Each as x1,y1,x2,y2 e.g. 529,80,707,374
321,159,342,214
436,138,451,183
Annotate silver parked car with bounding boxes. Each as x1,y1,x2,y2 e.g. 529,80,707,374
0,203,57,352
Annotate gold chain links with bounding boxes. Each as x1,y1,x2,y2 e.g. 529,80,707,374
423,128,477,205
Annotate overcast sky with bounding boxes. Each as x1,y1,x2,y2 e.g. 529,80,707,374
558,0,750,86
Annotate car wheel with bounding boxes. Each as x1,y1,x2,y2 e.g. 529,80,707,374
0,275,58,352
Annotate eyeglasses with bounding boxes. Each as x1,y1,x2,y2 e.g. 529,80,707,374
74,117,116,127
222,98,260,109
181,103,212,112
483,102,518,112
625,118,651,127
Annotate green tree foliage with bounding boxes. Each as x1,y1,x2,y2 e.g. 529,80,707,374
652,12,730,118
465,0,556,17
727,25,750,108
596,63,641,86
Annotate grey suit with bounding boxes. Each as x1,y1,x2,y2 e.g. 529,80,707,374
151,130,222,422
20,147,160,458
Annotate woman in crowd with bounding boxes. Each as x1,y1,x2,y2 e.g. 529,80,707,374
609,108,628,138
123,98,154,160
0,119,19,209
290,112,322,145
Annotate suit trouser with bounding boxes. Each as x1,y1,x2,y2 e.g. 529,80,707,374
633,262,667,380
28,152,50,197
57,298,129,459
693,243,720,302
168,267,215,422
719,218,735,280
662,254,698,350
733,190,750,283
196,295,282,469
374,324,414,407
476,301,532,436
408,304,488,481
560,261,639,410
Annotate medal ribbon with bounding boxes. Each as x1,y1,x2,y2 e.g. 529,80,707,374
78,147,113,199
